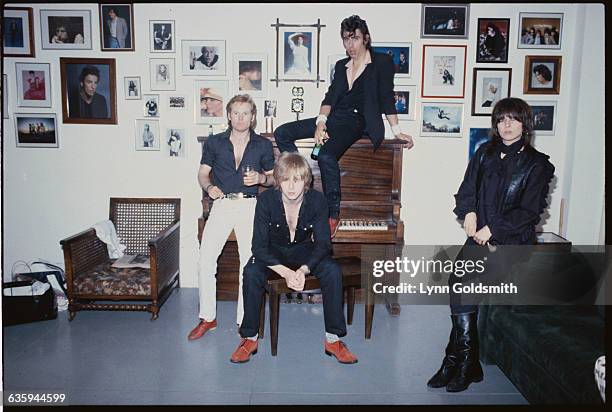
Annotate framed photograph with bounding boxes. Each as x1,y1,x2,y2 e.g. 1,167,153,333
14,113,59,148
327,53,346,84
150,20,174,52
99,4,134,51
476,18,510,63
393,85,417,121
165,128,187,158
528,100,557,135
194,80,228,124
469,128,490,159
135,119,160,151
421,4,470,39
40,9,92,50
167,94,187,110
233,53,267,97
3,75,10,118
150,58,175,91
181,40,226,75
524,55,561,94
124,76,141,100
421,102,464,137
15,63,52,108
143,94,160,117
60,58,117,124
518,12,562,49
264,100,278,118
421,44,467,98
4,7,35,57
372,42,412,78
471,68,512,116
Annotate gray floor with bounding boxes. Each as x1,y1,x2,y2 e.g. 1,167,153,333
3,288,527,405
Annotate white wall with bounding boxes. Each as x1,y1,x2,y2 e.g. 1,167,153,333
2,3,605,286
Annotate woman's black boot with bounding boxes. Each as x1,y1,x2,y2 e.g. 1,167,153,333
427,319,458,388
446,312,484,392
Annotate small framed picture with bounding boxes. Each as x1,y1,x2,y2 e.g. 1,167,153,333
421,4,470,39
469,128,490,159
471,68,512,116
421,44,467,98
518,12,562,49
181,40,226,75
264,100,278,118
150,58,175,91
476,18,510,63
3,74,10,118
393,85,417,121
233,53,267,98
15,62,52,108
99,4,134,51
143,94,160,117
372,42,412,78
40,9,92,50
327,53,346,83
150,20,174,53
523,55,562,94
421,102,464,138
15,113,59,148
135,119,160,151
527,100,557,135
167,94,187,110
124,76,141,100
194,80,228,124
165,128,187,158
4,7,35,57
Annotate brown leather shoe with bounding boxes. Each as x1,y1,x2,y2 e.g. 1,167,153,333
324,340,358,364
230,338,258,363
329,217,340,239
187,319,217,341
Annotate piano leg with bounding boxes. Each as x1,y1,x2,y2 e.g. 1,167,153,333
383,247,401,317
346,287,355,325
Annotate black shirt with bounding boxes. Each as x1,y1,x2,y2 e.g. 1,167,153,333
332,64,370,117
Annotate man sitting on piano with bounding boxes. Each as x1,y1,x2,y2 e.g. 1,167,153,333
230,152,358,364
274,14,414,238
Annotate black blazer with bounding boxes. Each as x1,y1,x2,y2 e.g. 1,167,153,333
322,50,397,149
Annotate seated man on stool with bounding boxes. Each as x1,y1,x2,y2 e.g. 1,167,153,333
231,152,358,364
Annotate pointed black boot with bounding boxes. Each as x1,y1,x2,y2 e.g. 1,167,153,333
427,320,458,388
446,312,484,392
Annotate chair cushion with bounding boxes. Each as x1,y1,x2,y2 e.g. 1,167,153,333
73,261,151,296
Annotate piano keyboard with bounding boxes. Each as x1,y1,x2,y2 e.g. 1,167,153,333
338,219,388,231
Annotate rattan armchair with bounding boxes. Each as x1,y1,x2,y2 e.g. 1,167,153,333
60,198,181,320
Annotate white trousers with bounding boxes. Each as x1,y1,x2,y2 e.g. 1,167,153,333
197,197,256,325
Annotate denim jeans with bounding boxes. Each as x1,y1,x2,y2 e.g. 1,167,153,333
108,37,120,48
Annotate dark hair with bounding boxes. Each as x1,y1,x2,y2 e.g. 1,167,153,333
486,23,499,34
488,97,534,151
239,61,260,74
340,15,372,50
79,66,100,83
107,7,117,15
533,64,552,81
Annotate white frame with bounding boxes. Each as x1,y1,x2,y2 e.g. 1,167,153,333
471,68,512,116
527,100,557,135
421,44,467,98
40,9,92,50
149,20,175,53
143,94,160,117
392,84,417,121
421,4,470,39
124,76,141,100
150,58,176,91
167,94,188,110
14,113,59,148
4,8,35,57
194,80,229,124
232,53,268,98
420,102,464,137
279,27,318,81
164,127,188,158
517,12,563,50
15,62,52,108
181,39,226,76
3,75,8,118
135,119,160,151
371,42,413,79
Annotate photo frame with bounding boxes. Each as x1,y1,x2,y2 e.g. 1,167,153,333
40,9,92,50
372,42,412,78
476,18,510,63
518,12,563,50
60,57,117,124
165,128,187,158
233,53,268,98
421,4,470,39
181,39,226,75
471,68,512,116
150,20,174,53
14,113,59,148
327,53,346,84
523,55,561,94
527,100,557,135
99,4,134,51
421,44,467,98
194,80,229,124
421,102,464,137
15,62,52,108
143,94,160,117
135,119,160,151
3,74,10,118
150,58,176,91
167,94,188,110
469,128,490,159
393,84,417,121
4,7,35,57
124,76,141,100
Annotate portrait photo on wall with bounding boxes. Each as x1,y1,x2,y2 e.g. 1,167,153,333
421,4,470,39
124,76,141,100
518,12,563,49
476,18,510,63
527,100,557,135
40,9,92,50
3,75,9,118
194,80,228,124
327,53,346,83
167,94,187,110
99,4,134,51
15,62,52,108
150,58,175,91
233,53,267,97
524,55,561,94
471,68,512,116
277,26,319,81
143,94,160,117
393,84,416,121
14,113,59,148
372,42,412,78
468,127,490,159
181,40,226,75
135,119,160,151
165,128,187,158
60,57,116,124
264,100,277,117
421,44,467,98
150,20,174,52
4,7,35,57
421,102,463,137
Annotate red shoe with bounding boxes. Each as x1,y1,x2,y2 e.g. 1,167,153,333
230,338,258,363
324,340,358,364
329,217,340,239
187,319,217,341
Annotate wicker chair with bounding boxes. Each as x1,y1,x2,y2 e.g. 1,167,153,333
60,198,180,320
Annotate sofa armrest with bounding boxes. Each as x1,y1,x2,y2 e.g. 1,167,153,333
60,228,109,293
149,221,180,295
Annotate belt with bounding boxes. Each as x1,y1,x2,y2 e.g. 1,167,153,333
222,192,256,200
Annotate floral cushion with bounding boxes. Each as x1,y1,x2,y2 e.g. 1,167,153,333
73,261,151,296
